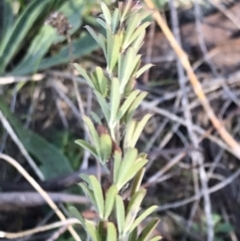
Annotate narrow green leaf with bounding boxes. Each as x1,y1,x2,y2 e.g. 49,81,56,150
85,25,106,55
109,33,122,72
110,77,120,125
106,222,117,241
83,115,101,153
122,13,140,50
121,0,133,22
119,48,137,94
116,195,125,236
94,91,110,122
89,176,104,219
138,219,160,241
96,17,108,30
135,64,154,79
75,139,98,158
101,2,112,26
130,206,158,233
79,183,97,208
95,67,108,97
125,91,148,123
112,8,120,33
79,173,92,189
100,133,112,163
68,206,85,228
127,22,151,50
113,150,122,184
149,236,162,241
104,186,118,220
130,168,145,197
85,221,101,241
118,159,148,190
90,111,102,124
131,114,152,147
116,148,138,189
123,120,137,150
129,227,138,241
132,30,145,53
74,64,94,88
116,89,140,121
124,189,146,234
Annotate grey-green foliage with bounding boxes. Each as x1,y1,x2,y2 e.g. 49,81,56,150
73,1,161,241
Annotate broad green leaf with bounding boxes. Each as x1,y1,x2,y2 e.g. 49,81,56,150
124,189,146,234
0,1,14,45
135,64,154,79
118,159,148,191
83,115,101,153
75,139,98,158
130,168,145,197
138,219,160,241
0,98,72,179
74,64,94,88
68,206,85,228
123,120,137,150
110,77,120,125
79,183,97,208
37,32,99,72
12,25,56,75
116,89,140,121
89,175,104,219
104,185,118,220
94,91,110,122
116,195,125,236
101,2,112,26
99,133,112,163
130,206,158,232
85,221,101,241
106,222,117,241
116,148,138,189
124,91,148,123
113,149,122,184
131,114,152,147
0,0,54,74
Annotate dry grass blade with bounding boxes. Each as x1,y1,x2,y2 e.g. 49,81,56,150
144,0,240,159
0,218,80,239
0,154,81,241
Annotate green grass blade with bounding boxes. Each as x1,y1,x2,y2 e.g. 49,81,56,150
116,195,125,236
106,222,117,241
75,139,98,158
138,219,160,241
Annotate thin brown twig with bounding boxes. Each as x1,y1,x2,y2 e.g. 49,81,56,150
0,218,80,240
0,153,81,241
144,0,240,158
